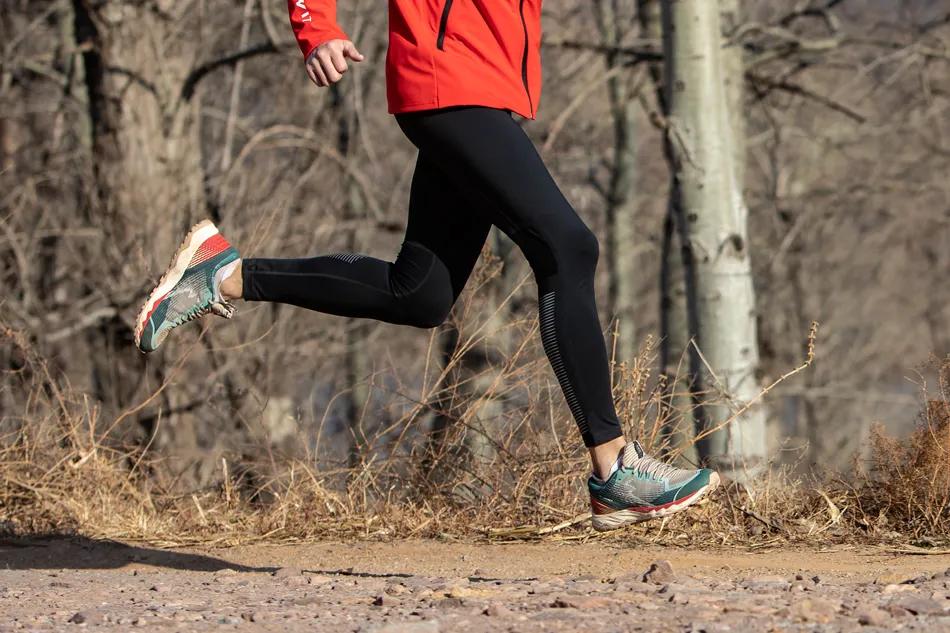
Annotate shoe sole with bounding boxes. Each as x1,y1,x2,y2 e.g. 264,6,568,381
591,471,721,532
133,220,219,351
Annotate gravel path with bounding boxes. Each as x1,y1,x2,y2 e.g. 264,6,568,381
2,537,950,631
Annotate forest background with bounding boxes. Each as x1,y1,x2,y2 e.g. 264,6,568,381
1,0,948,543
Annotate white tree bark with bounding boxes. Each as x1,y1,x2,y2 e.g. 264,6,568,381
662,0,765,481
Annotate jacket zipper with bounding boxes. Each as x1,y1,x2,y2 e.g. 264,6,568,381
519,0,534,116
436,0,454,50
437,0,534,116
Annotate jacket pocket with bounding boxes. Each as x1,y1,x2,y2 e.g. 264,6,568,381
436,0,454,50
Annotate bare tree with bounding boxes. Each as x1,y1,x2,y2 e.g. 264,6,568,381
662,0,766,480
69,0,207,434
593,0,641,364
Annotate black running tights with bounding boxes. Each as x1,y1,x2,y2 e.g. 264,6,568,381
243,107,623,447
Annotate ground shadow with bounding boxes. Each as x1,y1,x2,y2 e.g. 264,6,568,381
0,535,273,573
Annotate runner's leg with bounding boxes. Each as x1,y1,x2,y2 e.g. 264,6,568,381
396,107,624,449
241,154,491,327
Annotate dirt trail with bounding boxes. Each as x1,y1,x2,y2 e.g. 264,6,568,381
3,537,950,631
221,540,950,581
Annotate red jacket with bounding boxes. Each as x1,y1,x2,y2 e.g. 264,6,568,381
288,1,542,119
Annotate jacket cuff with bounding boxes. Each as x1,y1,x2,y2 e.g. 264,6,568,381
296,26,349,59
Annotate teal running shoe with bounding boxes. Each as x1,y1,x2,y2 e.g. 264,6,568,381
589,441,720,531
134,220,240,353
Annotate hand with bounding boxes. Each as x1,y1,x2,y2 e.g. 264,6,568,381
305,39,365,87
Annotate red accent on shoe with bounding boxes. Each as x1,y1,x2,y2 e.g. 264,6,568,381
590,488,702,516
141,291,170,331
189,233,230,266
590,498,617,515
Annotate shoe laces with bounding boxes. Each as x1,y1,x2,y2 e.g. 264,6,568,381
172,300,236,327
209,301,236,319
622,442,684,482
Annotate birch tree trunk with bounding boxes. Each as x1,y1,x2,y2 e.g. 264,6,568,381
661,0,765,481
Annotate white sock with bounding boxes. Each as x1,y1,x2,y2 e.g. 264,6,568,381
213,259,241,301
592,453,623,483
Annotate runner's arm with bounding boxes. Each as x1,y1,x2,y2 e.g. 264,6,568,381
287,1,364,87
287,0,349,59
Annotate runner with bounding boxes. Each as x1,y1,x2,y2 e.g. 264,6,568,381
133,0,719,531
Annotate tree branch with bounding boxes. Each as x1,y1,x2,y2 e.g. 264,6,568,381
181,41,286,101
747,71,866,123
542,38,662,63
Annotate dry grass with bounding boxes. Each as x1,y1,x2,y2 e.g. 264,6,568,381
2,319,948,551
850,391,950,542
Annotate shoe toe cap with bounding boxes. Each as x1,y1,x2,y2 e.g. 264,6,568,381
677,468,716,496
136,322,165,353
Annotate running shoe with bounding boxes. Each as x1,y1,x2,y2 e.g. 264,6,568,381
134,220,240,353
588,440,719,531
